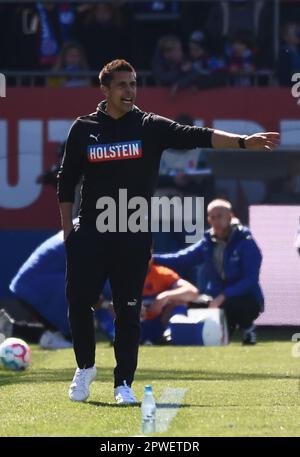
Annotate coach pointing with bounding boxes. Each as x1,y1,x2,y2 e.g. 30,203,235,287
57,59,279,404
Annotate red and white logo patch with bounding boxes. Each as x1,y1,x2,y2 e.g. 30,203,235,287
87,140,142,163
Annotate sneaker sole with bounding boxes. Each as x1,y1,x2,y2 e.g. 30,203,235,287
69,394,89,402
116,400,139,405
115,396,138,405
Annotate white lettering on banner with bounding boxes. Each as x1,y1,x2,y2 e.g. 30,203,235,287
0,118,298,210
0,120,42,209
291,73,300,99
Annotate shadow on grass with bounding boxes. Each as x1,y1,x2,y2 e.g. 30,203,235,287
0,366,298,387
87,401,140,408
231,326,299,343
87,401,192,408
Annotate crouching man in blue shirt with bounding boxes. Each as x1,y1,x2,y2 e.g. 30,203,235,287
154,199,264,344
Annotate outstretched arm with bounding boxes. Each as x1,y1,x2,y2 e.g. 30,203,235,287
150,114,280,151
154,238,205,276
212,131,280,151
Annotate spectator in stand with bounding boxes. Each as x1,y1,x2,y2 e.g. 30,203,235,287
188,30,227,89
152,34,198,95
77,2,129,70
188,30,210,73
205,0,274,75
205,0,266,53
35,2,77,69
278,23,300,86
179,1,214,45
9,2,77,71
226,33,255,86
48,41,91,87
127,1,180,70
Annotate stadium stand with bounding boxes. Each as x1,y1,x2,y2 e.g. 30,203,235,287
2,0,299,87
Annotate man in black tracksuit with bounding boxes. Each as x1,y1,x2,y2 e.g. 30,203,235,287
57,59,279,404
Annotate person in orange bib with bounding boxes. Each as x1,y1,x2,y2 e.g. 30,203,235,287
140,258,199,344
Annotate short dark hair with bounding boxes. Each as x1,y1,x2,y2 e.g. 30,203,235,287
99,59,136,87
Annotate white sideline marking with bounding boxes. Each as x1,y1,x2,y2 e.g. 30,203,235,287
156,387,188,432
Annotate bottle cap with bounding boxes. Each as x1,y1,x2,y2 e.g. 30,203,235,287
144,385,152,393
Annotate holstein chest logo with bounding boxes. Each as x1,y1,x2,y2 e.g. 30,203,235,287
87,140,142,163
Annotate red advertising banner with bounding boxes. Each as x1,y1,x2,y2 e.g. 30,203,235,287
0,87,299,229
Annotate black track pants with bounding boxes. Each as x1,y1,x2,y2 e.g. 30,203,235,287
222,294,261,337
65,224,151,387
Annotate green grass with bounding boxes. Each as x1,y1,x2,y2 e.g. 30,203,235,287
0,329,299,437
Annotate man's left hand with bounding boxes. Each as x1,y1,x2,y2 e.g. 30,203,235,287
245,132,280,151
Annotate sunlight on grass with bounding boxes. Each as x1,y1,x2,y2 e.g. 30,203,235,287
0,330,299,437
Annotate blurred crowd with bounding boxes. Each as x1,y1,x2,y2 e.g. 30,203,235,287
0,0,299,88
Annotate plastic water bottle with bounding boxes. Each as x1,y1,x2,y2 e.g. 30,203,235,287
141,385,156,433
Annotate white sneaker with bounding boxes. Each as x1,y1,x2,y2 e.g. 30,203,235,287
39,330,73,349
69,366,97,402
114,380,138,405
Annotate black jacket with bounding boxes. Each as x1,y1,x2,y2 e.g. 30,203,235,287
57,101,213,228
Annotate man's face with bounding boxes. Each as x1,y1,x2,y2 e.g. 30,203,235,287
207,207,232,238
102,71,137,118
